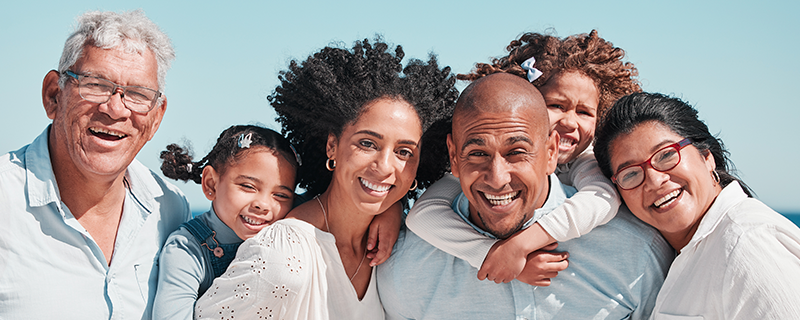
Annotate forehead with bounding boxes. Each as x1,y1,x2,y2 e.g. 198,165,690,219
610,121,683,168
73,44,159,87
538,71,599,105
347,98,422,136
453,109,542,145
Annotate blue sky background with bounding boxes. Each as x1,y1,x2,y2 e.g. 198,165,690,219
2,1,798,215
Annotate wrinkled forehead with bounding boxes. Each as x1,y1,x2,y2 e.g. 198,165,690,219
453,103,549,146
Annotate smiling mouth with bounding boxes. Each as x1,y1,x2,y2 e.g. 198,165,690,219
89,127,126,140
360,178,392,193
482,191,520,206
559,137,576,148
654,189,681,208
242,215,268,226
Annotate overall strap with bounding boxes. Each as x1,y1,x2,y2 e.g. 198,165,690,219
179,216,243,296
181,218,214,242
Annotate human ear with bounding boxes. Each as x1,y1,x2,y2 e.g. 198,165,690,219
146,95,167,141
201,165,219,201
545,131,559,175
326,133,337,160
446,133,459,178
42,70,62,120
702,149,717,172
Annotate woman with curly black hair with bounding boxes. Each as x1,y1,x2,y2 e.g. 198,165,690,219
407,30,645,285
194,38,457,319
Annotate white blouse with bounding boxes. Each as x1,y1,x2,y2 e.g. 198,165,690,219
194,219,384,320
651,182,800,319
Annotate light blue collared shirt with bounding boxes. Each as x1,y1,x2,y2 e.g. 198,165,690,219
0,127,191,320
378,174,675,320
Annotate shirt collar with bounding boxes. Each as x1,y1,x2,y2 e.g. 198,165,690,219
452,174,572,239
683,181,748,251
25,126,60,208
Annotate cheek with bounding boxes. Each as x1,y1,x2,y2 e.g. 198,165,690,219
578,118,596,140
546,109,562,127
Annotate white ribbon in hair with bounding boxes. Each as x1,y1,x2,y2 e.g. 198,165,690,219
520,56,543,82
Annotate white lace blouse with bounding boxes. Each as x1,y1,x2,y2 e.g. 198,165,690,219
194,219,384,320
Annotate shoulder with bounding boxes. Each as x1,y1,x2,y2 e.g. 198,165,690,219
379,228,451,280
236,219,324,265
715,198,800,257
571,206,674,267
0,145,28,174
196,220,328,317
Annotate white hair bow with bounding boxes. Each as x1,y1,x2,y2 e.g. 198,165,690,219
520,56,543,82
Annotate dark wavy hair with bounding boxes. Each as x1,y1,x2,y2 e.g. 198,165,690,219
459,30,640,120
160,125,300,184
269,38,458,197
594,92,753,197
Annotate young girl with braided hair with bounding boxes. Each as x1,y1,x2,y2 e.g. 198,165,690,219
151,125,301,319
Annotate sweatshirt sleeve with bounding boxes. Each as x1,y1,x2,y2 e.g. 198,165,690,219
538,146,621,241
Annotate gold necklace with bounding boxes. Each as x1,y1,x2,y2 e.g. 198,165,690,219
315,195,367,282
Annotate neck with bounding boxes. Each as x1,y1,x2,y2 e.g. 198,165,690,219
318,188,373,250
663,184,724,253
49,153,127,221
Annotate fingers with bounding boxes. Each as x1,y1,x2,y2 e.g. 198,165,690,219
367,223,379,251
369,239,390,266
542,242,559,251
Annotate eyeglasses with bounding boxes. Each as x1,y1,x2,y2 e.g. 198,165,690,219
64,70,162,114
611,138,692,190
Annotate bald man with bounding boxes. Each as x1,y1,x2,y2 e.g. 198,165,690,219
377,74,674,319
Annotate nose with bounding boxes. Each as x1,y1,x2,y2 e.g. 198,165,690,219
252,199,276,222
99,88,131,119
373,149,394,176
484,154,512,190
558,111,578,131
642,165,670,192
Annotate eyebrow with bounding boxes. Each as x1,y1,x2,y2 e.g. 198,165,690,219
613,139,680,173
461,137,485,150
507,135,532,145
355,129,418,147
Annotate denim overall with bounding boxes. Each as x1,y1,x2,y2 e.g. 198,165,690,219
180,218,242,296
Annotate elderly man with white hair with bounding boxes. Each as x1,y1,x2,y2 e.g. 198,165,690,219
0,10,190,319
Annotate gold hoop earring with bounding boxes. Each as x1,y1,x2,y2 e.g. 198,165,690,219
409,179,418,191
711,170,720,185
326,158,336,171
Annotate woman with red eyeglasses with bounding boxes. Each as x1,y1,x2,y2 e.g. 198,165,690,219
594,92,800,319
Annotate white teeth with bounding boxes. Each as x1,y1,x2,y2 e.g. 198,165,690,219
242,216,267,226
484,191,519,206
654,189,681,208
559,137,575,147
89,127,126,138
360,178,391,192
